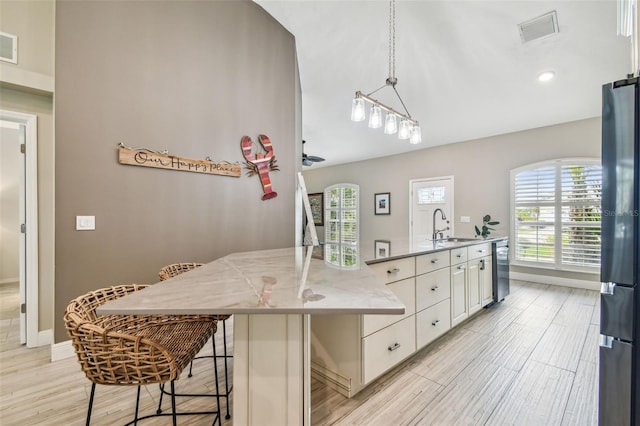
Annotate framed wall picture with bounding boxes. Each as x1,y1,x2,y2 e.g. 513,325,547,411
308,192,324,226
375,240,391,259
374,192,391,215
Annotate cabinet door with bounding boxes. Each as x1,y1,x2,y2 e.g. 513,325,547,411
451,264,468,327
481,256,493,307
467,259,482,316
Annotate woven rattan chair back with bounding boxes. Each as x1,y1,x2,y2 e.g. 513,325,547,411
64,284,212,386
158,263,204,281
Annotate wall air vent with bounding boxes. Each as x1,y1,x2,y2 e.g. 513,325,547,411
518,11,559,43
0,32,18,64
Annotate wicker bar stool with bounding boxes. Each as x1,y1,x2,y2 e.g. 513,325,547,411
64,284,221,426
159,262,233,420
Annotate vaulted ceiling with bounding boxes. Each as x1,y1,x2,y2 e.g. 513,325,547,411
255,0,632,168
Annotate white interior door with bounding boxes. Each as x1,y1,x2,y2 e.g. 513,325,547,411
1,110,38,347
410,177,454,244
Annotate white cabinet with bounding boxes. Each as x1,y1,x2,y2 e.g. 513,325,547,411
310,241,494,398
480,256,494,307
450,262,468,327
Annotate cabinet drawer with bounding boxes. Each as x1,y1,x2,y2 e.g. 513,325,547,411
416,251,450,275
416,268,451,311
362,278,415,336
362,316,416,384
416,298,451,349
450,247,468,265
368,257,415,284
468,243,491,260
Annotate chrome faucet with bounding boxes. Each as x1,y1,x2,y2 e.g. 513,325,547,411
432,208,449,240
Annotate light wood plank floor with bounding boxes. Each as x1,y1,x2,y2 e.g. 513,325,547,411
0,280,598,425
311,280,600,426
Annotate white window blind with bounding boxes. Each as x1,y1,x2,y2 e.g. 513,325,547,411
324,184,359,268
512,159,601,271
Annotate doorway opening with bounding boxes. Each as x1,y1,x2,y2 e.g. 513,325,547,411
0,110,39,347
409,176,454,245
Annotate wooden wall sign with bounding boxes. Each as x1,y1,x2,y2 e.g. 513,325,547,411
118,147,241,177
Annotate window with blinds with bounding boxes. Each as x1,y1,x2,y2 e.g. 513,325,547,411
324,184,359,268
511,159,602,271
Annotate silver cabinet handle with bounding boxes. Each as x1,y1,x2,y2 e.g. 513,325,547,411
457,253,464,258
431,259,439,264
431,285,439,291
457,265,465,270
388,342,401,352
387,267,400,274
480,259,485,271
477,249,486,253
432,320,440,326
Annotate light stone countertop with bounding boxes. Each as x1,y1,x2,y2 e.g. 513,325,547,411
361,235,508,264
97,246,406,316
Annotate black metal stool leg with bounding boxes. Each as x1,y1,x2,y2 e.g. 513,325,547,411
170,381,177,426
212,336,222,426
156,383,164,414
133,385,141,425
222,319,231,420
86,383,96,426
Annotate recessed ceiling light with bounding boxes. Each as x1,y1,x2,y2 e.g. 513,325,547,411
538,71,555,82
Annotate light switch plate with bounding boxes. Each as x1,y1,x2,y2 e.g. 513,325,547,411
76,215,95,231
460,216,470,223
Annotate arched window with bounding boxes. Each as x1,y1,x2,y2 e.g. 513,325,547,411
511,158,602,271
324,184,359,268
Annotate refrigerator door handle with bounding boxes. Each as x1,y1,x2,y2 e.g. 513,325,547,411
599,334,614,349
600,282,616,295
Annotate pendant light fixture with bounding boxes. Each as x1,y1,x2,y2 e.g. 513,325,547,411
350,0,421,144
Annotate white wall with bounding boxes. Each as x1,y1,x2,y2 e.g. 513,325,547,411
303,117,602,282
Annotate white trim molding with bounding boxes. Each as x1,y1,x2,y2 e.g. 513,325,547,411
51,339,75,362
510,271,600,291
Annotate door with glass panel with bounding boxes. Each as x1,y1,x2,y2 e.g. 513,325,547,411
410,177,454,244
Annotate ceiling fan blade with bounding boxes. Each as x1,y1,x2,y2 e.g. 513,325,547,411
306,155,325,162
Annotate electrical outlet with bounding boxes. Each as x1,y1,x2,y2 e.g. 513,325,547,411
460,216,470,223
76,216,95,231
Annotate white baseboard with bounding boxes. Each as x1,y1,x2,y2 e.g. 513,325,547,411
37,329,52,346
510,272,600,291
51,339,75,362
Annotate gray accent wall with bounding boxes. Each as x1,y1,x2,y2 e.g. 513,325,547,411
303,118,601,282
55,0,300,341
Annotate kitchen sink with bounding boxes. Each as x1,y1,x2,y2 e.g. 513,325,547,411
444,237,477,242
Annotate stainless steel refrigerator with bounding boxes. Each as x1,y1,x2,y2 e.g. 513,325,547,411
600,76,639,426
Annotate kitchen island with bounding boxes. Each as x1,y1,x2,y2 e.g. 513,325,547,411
312,236,507,397
97,246,405,426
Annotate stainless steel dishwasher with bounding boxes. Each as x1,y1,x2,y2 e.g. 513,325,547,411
491,239,509,303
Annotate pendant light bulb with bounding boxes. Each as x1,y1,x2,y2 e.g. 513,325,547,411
368,105,383,128
398,119,411,139
410,125,422,144
384,113,398,134
351,97,366,122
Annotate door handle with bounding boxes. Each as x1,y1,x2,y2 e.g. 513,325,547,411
600,334,614,349
600,282,615,295
387,267,400,274
480,259,485,271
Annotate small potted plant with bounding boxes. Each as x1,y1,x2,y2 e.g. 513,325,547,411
475,214,500,239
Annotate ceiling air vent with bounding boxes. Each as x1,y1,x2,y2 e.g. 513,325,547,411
518,11,559,43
